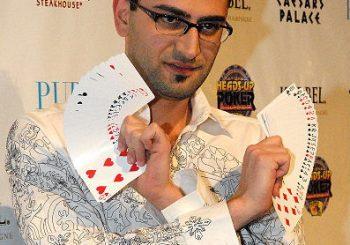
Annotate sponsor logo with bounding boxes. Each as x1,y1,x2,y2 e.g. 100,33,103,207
0,232,13,242
231,0,251,10
36,81,78,109
0,206,24,243
277,0,324,24
305,156,332,216
280,85,327,115
217,65,256,116
0,218,10,227
227,0,253,23
36,0,91,10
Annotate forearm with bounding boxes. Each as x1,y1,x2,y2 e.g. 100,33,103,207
146,183,184,210
227,196,257,231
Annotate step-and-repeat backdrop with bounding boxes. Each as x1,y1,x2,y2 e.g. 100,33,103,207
1,0,349,244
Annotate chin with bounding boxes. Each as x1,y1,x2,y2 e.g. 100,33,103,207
151,84,192,100
148,71,205,100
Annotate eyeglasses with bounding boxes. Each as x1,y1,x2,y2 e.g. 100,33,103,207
130,1,233,44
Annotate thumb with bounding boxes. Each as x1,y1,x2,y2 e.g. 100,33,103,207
141,123,170,151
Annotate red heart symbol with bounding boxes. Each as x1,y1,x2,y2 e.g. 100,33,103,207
86,170,96,178
110,64,115,70
114,173,124,182
110,136,115,140
104,158,114,166
109,130,113,135
130,164,139,172
96,186,106,194
119,150,127,157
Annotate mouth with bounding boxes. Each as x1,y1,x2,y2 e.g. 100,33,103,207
164,62,202,75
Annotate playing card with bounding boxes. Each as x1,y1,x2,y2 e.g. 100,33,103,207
273,187,302,229
64,53,155,202
257,84,318,232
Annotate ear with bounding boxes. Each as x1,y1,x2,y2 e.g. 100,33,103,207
113,0,130,37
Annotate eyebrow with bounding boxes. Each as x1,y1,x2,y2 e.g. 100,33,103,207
154,4,191,18
197,16,226,23
153,4,226,23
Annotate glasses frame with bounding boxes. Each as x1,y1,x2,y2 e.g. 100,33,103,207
129,0,233,43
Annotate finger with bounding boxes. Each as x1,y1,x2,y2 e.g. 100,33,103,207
274,152,291,178
118,117,130,151
143,139,153,151
265,147,290,156
272,177,283,197
247,144,291,169
259,135,283,147
249,150,290,179
127,147,136,165
118,133,127,151
141,123,170,152
131,137,147,166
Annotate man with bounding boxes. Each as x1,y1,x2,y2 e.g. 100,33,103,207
5,0,304,244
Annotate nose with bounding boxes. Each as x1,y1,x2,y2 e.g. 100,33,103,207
174,28,201,61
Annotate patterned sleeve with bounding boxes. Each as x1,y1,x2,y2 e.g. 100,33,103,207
5,118,236,245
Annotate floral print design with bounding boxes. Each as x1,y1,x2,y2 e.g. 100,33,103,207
184,216,211,240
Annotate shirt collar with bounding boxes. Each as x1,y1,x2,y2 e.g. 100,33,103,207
189,89,227,131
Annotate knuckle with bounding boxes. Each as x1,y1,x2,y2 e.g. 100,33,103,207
246,146,265,163
250,147,262,158
272,135,283,145
123,116,130,125
124,115,137,126
149,122,160,130
125,115,133,122
246,145,257,154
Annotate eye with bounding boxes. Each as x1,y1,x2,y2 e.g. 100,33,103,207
157,15,184,30
199,22,221,35
161,15,181,24
201,23,220,30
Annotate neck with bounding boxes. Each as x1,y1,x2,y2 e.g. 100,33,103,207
149,97,192,146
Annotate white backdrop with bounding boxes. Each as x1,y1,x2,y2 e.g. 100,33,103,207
1,0,349,244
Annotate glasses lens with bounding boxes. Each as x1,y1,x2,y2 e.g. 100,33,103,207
154,14,233,44
197,23,231,44
155,16,187,35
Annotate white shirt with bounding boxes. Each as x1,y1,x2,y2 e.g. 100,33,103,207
5,89,304,244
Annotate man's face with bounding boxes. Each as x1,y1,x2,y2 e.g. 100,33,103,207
124,0,229,100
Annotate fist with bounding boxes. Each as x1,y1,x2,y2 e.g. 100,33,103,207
230,136,291,228
118,116,182,209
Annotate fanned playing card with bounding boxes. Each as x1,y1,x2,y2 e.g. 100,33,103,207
257,84,318,233
64,53,155,202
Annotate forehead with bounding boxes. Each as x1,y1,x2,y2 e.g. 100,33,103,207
140,0,229,20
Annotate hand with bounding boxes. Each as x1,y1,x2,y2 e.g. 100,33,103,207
118,116,183,209
228,136,290,230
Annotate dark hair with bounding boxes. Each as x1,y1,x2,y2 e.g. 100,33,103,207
130,0,234,11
